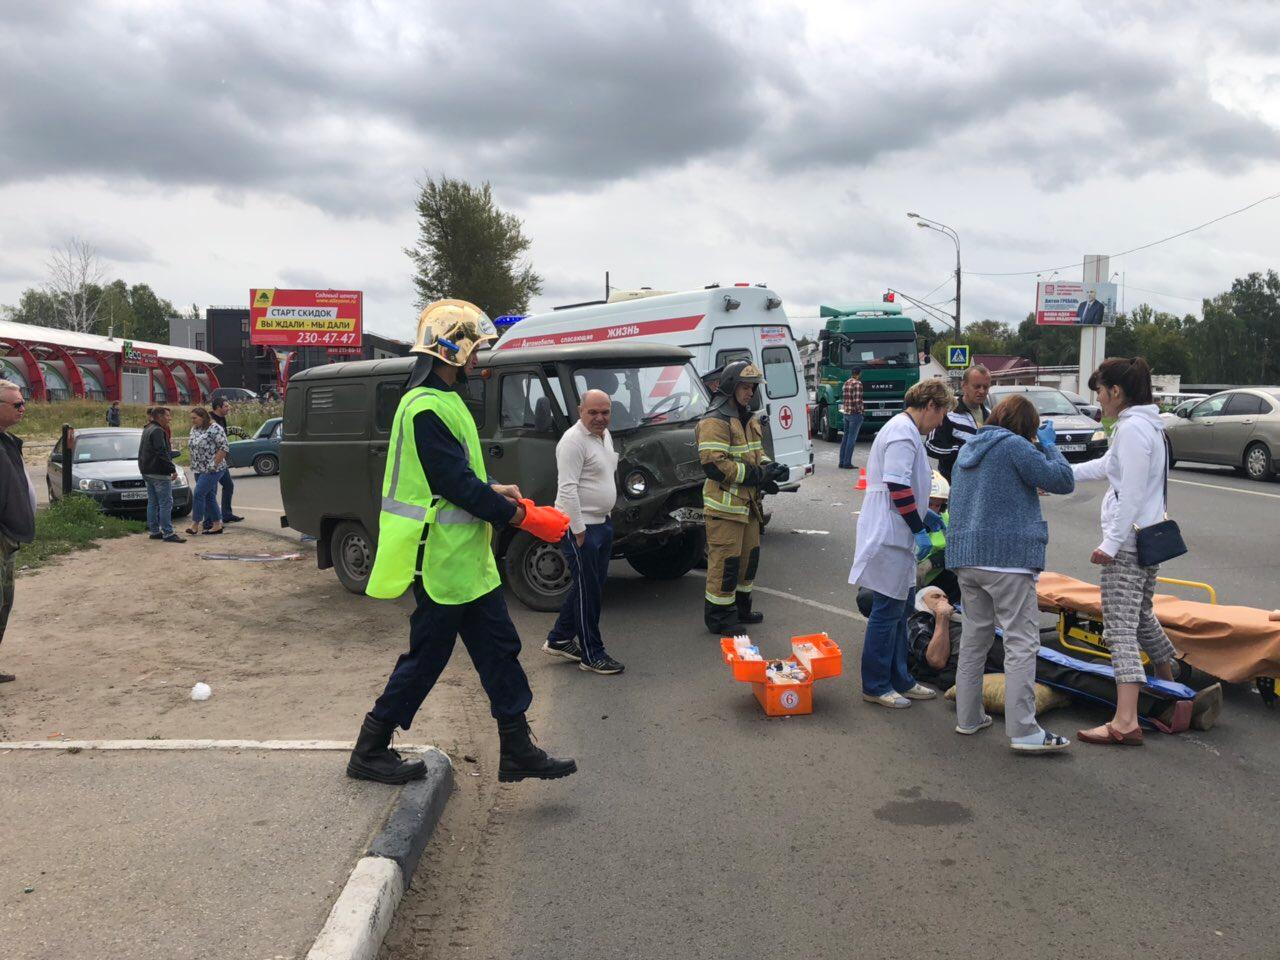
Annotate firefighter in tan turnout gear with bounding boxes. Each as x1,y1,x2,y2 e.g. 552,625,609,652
697,360,789,635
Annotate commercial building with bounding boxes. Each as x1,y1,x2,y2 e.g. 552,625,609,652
0,318,221,403
172,307,410,395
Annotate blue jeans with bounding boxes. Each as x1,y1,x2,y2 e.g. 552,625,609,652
144,476,174,537
861,587,916,696
205,469,234,526
547,520,614,664
838,413,864,467
193,472,223,526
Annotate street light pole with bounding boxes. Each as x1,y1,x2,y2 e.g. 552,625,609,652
907,213,961,340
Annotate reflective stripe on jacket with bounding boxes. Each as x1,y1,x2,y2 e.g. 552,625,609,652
697,412,766,522
366,386,501,604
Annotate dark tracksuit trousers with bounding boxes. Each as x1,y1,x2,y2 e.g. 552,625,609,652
546,519,613,664
368,371,531,731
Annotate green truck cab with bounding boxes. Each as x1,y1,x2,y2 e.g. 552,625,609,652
279,341,709,612
811,302,923,440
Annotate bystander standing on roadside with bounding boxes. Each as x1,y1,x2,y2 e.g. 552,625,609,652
185,407,227,537
0,380,36,683
207,397,246,526
947,394,1075,752
848,378,954,709
105,400,121,427
1071,357,1177,747
926,364,991,480
543,389,624,675
837,369,865,469
138,406,185,544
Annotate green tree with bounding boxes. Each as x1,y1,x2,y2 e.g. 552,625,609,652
2,288,60,326
931,318,1015,362
406,176,542,316
1187,271,1280,383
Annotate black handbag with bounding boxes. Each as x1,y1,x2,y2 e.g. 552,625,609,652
1133,435,1187,567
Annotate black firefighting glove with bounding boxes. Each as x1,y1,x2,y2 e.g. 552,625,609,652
764,461,790,483
761,480,781,495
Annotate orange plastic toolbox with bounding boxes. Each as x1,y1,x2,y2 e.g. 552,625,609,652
721,633,843,717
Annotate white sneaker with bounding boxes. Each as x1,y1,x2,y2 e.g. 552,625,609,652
862,691,911,709
902,683,938,701
956,714,994,735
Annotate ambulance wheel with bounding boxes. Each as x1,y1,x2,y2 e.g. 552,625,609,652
626,529,702,580
504,531,571,612
817,405,838,442
332,520,373,595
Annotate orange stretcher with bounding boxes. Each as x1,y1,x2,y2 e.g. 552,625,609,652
1036,572,1280,686
721,634,843,716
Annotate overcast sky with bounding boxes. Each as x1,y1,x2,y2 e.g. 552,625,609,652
2,0,1278,342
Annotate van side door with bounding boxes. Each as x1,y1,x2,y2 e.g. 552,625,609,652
487,366,567,507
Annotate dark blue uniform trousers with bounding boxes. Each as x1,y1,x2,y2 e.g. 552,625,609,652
371,581,533,730
546,520,613,664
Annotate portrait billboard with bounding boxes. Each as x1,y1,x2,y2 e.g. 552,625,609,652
1035,281,1117,326
250,289,363,347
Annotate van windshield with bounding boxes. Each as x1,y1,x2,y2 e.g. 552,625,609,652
838,339,917,368
572,363,709,432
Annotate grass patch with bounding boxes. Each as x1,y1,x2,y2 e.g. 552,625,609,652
16,494,147,572
16,399,282,453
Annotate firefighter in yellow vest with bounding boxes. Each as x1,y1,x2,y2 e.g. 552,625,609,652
347,299,578,785
698,360,789,634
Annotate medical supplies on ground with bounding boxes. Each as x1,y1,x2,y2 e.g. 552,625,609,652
720,633,843,716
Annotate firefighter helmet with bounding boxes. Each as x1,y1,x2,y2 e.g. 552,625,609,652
930,470,950,502
411,299,498,367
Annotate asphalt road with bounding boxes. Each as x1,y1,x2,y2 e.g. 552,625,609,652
34,447,1280,958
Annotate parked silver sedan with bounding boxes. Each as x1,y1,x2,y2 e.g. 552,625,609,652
1165,387,1280,481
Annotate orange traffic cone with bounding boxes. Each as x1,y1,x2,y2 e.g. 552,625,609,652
854,467,868,491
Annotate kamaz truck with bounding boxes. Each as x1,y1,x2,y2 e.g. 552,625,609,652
810,302,924,440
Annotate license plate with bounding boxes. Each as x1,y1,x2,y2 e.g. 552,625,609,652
1059,444,1085,452
868,410,890,418
668,507,704,524
119,490,148,501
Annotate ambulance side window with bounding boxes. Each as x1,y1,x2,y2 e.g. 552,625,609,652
716,349,751,369
762,346,798,399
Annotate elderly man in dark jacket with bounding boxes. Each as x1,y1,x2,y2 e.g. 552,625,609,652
0,379,36,682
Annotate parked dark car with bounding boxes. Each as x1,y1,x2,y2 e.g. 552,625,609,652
280,342,710,611
1060,388,1102,422
228,417,282,475
1166,387,1280,481
47,428,192,516
988,386,1108,462
209,387,259,405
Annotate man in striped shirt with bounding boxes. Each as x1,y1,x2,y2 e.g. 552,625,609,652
925,364,991,480
838,370,865,469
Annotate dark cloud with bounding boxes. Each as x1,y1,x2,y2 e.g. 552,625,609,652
0,1,785,214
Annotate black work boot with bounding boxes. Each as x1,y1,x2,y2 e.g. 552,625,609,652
346,713,427,784
705,599,738,636
497,715,577,783
735,591,764,625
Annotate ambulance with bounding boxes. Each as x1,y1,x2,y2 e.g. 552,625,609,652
495,284,813,488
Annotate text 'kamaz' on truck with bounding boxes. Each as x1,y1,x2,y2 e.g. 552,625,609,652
810,302,925,441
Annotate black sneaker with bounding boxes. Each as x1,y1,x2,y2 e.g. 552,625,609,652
542,639,583,663
162,533,187,543
149,533,164,540
223,514,245,523
579,654,625,675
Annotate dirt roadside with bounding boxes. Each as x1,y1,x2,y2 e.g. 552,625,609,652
0,526,484,755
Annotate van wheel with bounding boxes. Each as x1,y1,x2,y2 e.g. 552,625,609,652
332,520,374,595
818,405,838,442
626,529,702,579
503,531,571,612
1244,441,1275,481
253,453,279,476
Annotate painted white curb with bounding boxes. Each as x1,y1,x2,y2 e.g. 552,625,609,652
305,856,405,960
0,739,433,752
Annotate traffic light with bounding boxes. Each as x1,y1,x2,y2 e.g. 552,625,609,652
882,291,895,303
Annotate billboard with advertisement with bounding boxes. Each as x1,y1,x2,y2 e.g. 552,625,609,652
1035,281,1117,326
250,289,363,347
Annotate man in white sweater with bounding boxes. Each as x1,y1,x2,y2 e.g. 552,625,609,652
543,389,624,674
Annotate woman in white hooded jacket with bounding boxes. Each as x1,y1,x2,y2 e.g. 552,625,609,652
1072,357,1177,746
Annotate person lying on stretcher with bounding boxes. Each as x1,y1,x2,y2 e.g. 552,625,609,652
858,586,1225,731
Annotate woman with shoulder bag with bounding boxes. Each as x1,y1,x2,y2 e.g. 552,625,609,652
1072,357,1179,746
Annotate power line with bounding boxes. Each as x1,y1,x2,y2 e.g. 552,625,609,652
1122,284,1205,304
963,189,1280,277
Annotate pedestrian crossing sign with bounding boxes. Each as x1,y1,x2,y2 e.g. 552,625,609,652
946,345,971,368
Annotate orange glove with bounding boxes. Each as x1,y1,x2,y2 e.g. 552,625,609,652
516,499,571,543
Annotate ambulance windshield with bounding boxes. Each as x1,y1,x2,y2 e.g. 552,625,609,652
573,362,709,432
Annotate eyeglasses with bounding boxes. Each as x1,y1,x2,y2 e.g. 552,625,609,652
1,400,26,410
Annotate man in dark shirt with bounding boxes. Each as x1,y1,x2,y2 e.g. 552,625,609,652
0,380,36,682
138,407,185,543
207,398,245,525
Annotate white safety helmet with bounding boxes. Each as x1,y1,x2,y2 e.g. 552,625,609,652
930,470,950,502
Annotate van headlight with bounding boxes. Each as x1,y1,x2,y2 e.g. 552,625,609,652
1090,430,1107,442
623,470,649,499
77,478,108,492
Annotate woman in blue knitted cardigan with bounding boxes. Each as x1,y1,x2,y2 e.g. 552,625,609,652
947,394,1075,753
